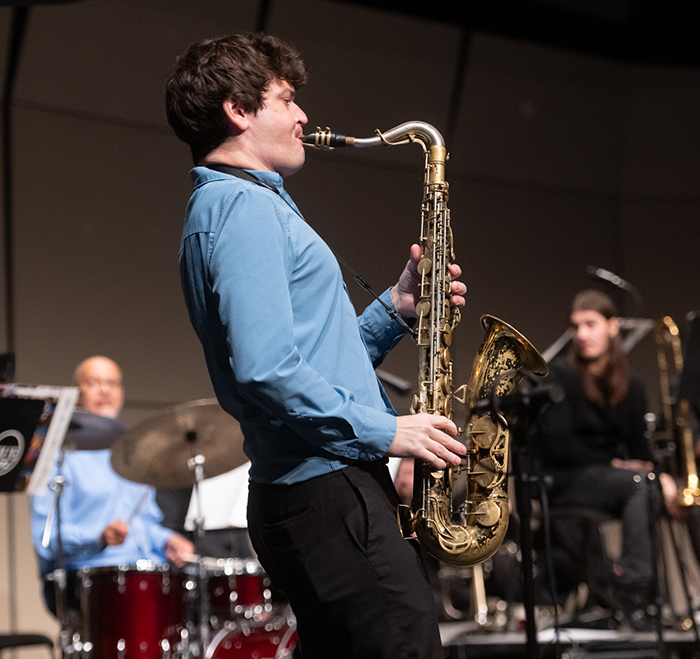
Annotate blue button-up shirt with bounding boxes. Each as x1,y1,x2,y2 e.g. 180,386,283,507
30,450,173,575
180,167,410,484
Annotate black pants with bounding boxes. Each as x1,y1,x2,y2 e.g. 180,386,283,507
550,464,653,589
247,462,444,659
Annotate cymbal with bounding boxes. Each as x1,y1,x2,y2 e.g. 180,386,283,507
65,412,125,451
110,398,247,488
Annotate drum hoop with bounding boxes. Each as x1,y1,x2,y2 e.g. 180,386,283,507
204,619,296,659
78,562,180,577
201,557,264,576
203,625,233,659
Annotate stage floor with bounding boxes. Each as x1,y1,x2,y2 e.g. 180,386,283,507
440,621,700,657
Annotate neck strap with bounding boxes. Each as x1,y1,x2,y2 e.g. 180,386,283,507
202,163,416,339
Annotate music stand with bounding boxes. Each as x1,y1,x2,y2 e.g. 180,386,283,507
0,397,45,491
0,384,78,656
0,384,79,494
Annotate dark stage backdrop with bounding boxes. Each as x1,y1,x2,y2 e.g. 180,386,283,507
0,0,698,642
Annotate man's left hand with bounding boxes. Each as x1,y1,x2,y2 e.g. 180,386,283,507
390,244,467,319
164,533,195,567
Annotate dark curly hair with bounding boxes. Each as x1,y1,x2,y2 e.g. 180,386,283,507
165,33,308,163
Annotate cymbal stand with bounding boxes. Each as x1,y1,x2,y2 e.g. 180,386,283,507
41,448,73,656
187,432,210,657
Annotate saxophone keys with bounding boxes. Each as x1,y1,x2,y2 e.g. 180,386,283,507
415,299,431,318
440,347,451,369
439,373,450,395
441,324,452,346
441,397,452,417
473,458,496,488
469,416,498,449
474,500,501,528
438,526,473,554
417,257,432,275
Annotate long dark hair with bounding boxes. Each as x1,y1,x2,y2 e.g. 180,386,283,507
567,289,628,407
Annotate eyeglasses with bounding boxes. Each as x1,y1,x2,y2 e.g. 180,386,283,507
78,378,123,390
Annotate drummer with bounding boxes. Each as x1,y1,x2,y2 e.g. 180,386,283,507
29,356,194,616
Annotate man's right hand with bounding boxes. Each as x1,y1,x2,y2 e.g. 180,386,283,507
100,520,128,547
387,414,466,469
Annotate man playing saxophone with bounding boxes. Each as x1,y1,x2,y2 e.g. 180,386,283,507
166,33,467,659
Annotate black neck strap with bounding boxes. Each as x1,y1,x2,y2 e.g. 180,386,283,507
204,163,280,196
202,163,416,339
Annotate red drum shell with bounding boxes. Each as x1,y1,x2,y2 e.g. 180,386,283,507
205,559,273,627
80,564,186,659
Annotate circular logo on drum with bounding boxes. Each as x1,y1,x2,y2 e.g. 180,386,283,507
0,430,25,477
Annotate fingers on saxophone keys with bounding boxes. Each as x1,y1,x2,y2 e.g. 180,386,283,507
421,451,448,470
423,443,462,469
432,433,466,467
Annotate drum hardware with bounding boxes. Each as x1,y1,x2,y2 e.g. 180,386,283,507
42,448,80,657
187,447,211,653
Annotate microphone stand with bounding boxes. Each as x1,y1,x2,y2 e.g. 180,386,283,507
475,379,561,659
41,447,73,656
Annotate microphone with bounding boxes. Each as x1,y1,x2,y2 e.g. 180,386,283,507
585,266,642,305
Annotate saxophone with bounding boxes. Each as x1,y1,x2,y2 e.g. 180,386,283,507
654,316,700,507
302,122,547,566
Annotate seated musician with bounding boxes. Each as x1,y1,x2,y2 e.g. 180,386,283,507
536,290,677,630
30,355,193,616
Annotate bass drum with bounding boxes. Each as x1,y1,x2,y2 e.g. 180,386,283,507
205,618,297,659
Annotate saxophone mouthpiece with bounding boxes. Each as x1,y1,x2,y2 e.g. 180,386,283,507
301,127,354,149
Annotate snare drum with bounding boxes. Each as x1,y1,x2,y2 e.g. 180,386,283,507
205,618,297,659
79,562,187,659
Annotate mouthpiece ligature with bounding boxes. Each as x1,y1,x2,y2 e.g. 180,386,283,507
301,127,353,149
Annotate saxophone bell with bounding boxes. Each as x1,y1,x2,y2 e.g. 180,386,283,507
402,316,547,566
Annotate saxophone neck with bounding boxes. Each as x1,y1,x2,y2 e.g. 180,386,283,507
302,121,445,151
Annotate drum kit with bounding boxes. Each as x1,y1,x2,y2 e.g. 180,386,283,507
45,400,297,659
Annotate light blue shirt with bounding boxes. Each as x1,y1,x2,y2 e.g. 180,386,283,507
180,167,410,484
30,450,173,575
